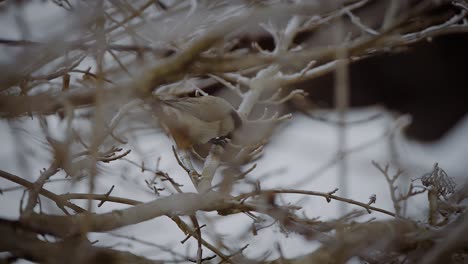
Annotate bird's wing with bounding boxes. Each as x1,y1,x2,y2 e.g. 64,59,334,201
162,96,235,122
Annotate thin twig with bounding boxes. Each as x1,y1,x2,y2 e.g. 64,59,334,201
0,170,85,213
236,189,396,217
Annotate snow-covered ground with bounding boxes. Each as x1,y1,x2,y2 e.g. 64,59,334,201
1,109,467,261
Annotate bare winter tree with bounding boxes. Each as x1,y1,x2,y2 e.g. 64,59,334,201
1,0,468,263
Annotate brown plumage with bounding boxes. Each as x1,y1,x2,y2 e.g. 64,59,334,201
152,96,242,149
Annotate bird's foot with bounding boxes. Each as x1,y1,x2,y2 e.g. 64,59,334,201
209,136,229,147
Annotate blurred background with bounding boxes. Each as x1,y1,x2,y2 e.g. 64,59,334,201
1,0,468,262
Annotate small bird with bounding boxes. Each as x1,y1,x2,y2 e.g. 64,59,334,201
152,95,242,149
